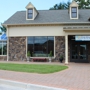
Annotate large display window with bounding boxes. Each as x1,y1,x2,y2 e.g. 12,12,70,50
27,36,54,57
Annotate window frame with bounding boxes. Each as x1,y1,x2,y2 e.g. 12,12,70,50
27,36,54,58
27,8,33,19
71,7,77,18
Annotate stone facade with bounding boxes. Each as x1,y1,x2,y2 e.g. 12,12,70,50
9,37,26,61
0,56,7,61
8,36,68,62
55,36,65,61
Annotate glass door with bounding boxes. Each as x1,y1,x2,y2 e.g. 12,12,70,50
79,44,87,62
71,43,78,60
71,42,88,63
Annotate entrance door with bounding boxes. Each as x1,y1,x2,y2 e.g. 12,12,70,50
71,42,88,63
79,44,87,62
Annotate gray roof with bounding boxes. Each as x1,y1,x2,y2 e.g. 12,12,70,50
3,9,90,25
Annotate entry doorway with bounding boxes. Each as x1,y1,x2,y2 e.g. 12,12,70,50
71,42,88,63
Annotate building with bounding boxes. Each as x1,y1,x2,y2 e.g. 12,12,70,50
2,1,90,64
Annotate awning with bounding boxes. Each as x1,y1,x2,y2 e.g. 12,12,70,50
0,33,7,40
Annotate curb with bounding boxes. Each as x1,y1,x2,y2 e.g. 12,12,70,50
0,79,67,90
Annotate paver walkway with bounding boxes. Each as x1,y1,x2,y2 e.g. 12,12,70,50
0,61,90,90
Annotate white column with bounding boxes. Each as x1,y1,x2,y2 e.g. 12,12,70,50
65,35,68,64
7,26,9,61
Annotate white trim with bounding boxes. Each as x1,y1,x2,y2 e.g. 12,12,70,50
3,22,90,27
70,7,78,19
65,35,68,64
0,55,7,56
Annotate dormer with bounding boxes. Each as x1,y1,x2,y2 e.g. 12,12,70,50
26,2,38,20
70,1,79,19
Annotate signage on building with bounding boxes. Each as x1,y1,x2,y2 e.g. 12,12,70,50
0,33,7,40
75,36,90,41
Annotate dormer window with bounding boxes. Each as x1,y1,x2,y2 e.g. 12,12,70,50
69,1,79,19
28,9,33,19
71,7,77,18
26,2,38,20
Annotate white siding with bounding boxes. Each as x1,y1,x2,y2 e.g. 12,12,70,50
34,9,38,19
8,26,65,37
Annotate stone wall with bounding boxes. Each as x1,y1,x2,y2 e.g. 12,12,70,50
8,36,69,62
0,56,7,61
9,37,26,61
55,36,65,61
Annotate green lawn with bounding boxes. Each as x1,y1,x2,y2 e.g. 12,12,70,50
0,63,68,74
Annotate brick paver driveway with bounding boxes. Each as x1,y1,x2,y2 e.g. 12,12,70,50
0,62,90,90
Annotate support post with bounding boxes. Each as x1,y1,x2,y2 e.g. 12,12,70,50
65,35,68,64
7,26,9,61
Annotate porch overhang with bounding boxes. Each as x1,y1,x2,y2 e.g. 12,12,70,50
63,26,90,32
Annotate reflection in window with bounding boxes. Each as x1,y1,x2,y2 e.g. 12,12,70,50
48,37,54,57
27,36,54,57
72,44,78,59
34,37,48,57
71,7,77,18
0,41,7,55
28,37,34,57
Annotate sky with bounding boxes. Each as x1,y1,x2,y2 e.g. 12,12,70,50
0,0,72,23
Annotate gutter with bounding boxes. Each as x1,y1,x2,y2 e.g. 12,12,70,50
2,22,90,27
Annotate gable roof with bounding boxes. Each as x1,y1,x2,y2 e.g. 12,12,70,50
70,1,79,7
26,2,35,9
3,9,90,25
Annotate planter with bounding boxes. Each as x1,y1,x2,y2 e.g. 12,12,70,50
49,58,52,62
59,58,63,63
27,57,30,62
27,51,31,62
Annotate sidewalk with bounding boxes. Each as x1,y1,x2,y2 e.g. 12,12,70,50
0,61,90,90
0,79,67,90
0,84,26,90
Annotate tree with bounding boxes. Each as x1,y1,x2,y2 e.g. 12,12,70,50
49,4,58,10
49,0,90,10
0,25,6,32
74,0,90,9
49,1,71,10
65,1,71,9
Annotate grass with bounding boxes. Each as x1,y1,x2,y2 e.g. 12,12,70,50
0,63,68,74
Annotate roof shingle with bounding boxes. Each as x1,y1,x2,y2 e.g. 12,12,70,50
3,9,90,25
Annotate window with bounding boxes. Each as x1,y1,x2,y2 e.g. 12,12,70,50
27,9,33,19
27,36,54,57
0,41,7,55
71,7,77,18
